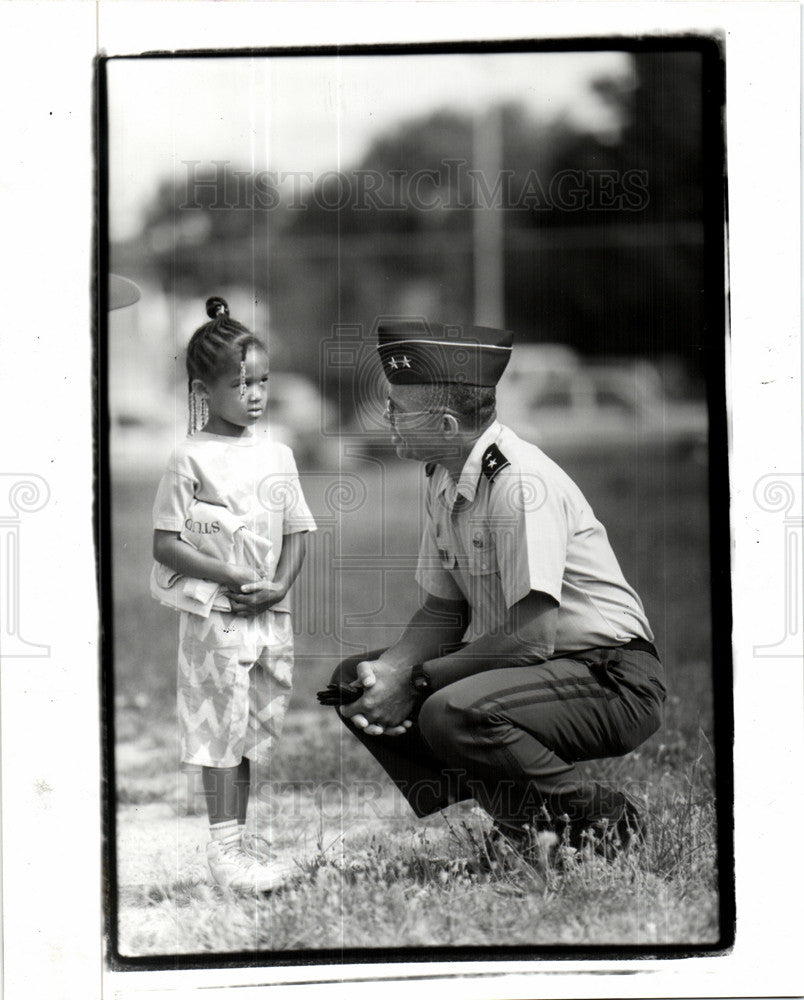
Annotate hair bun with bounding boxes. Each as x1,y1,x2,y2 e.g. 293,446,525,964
205,296,229,319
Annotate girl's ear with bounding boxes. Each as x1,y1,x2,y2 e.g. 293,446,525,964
190,378,208,397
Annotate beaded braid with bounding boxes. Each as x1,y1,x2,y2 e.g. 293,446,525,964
187,392,210,437
185,296,264,435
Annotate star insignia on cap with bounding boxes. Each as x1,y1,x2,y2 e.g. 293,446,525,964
481,443,510,484
377,319,514,386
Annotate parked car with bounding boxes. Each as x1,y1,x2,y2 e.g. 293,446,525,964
496,346,707,459
338,342,706,462
344,343,707,461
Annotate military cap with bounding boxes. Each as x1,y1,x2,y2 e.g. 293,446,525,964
377,318,513,386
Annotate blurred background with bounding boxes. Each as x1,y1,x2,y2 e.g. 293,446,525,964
107,48,716,754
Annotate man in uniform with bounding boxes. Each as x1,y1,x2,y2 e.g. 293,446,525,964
325,319,666,857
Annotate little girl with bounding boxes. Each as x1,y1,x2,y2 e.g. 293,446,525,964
151,296,316,892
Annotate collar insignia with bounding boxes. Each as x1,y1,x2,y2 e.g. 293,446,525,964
481,443,510,484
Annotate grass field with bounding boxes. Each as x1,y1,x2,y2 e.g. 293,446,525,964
109,446,721,957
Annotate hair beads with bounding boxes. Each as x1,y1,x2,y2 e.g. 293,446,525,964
187,392,196,436
185,296,264,435
187,391,210,436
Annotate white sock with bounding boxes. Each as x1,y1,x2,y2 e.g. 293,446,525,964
209,819,239,842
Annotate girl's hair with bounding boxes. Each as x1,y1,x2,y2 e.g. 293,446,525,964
186,296,266,434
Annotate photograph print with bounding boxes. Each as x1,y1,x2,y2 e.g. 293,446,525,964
100,38,732,964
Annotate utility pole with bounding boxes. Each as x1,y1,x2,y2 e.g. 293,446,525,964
472,103,505,328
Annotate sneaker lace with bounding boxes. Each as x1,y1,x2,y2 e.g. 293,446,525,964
241,831,276,863
215,834,245,859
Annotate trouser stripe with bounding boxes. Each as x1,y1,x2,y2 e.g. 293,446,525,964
467,675,612,714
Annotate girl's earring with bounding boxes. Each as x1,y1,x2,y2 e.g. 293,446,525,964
239,360,247,400
199,395,209,429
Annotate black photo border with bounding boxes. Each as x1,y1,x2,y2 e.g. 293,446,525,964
96,33,733,973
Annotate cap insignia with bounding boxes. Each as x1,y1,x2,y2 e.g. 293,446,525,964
387,355,412,371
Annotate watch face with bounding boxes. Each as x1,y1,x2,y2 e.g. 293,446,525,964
411,665,430,691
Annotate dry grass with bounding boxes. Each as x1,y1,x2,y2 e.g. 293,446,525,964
114,709,720,956
110,451,723,958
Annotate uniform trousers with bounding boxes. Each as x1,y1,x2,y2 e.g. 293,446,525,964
331,643,665,832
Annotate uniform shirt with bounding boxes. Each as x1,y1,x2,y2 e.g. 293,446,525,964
415,421,653,652
152,429,316,613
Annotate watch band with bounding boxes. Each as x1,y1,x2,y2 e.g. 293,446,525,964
410,662,432,696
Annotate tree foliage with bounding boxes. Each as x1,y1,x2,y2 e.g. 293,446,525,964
134,52,711,384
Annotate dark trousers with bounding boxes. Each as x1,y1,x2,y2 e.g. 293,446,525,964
330,644,666,832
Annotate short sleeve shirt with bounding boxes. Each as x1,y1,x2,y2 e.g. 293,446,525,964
152,429,316,613
415,422,653,651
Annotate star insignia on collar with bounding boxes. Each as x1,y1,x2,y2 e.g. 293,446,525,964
400,355,411,368
388,357,399,369
481,443,510,483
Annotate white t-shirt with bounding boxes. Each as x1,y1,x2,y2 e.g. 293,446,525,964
152,430,316,613
416,421,653,651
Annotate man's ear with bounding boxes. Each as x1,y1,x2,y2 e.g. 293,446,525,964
441,412,460,438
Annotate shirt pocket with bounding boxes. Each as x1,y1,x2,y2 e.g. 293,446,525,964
468,528,498,576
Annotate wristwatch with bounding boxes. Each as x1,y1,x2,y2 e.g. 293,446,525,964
410,663,432,698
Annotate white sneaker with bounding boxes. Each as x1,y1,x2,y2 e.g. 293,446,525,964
206,834,297,893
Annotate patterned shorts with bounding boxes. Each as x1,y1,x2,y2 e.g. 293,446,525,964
177,608,294,768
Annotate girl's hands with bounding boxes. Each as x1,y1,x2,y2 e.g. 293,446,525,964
226,578,288,616
224,563,265,592
221,564,284,615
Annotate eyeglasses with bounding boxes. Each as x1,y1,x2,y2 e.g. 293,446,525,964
383,399,447,425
